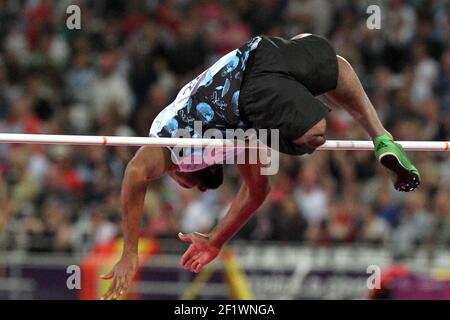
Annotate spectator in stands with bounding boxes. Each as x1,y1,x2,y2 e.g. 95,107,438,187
391,191,434,258
431,190,450,246
90,48,133,122
294,163,328,227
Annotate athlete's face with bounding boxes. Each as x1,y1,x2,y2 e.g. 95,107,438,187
292,119,327,149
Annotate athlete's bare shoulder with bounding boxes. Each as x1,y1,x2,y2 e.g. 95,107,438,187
129,146,174,180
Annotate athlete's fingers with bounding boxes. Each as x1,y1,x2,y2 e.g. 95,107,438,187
113,276,125,300
184,252,203,271
101,281,114,300
118,275,132,298
192,260,203,273
100,270,114,280
183,256,197,270
119,277,128,296
180,246,196,266
189,253,202,265
101,277,117,300
108,279,119,300
186,253,203,272
119,284,128,298
178,232,191,243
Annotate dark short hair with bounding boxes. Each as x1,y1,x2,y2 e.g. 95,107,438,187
190,164,224,190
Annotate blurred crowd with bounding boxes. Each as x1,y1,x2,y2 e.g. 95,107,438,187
0,0,449,259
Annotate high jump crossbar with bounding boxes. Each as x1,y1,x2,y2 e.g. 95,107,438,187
0,133,448,152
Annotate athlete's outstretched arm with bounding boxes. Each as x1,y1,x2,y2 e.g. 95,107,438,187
100,146,170,300
178,160,270,273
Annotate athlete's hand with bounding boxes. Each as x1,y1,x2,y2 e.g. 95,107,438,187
178,232,221,273
99,252,139,300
